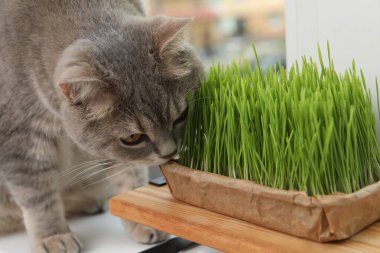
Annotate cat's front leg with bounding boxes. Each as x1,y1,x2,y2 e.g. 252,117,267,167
111,166,169,244
122,219,169,244
5,166,82,253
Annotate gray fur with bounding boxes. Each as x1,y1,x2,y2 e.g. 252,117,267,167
0,0,202,252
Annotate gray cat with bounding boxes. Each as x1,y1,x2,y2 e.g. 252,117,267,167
0,0,202,252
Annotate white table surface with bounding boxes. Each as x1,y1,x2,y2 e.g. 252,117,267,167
0,212,221,253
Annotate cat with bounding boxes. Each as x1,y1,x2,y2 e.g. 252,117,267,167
0,0,203,252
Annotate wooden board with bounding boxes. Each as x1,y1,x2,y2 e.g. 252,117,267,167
109,185,380,253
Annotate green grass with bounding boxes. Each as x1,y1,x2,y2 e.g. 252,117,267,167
180,44,380,196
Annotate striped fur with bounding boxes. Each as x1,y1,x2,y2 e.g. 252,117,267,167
0,0,202,252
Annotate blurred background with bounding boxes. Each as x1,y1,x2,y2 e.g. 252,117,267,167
143,0,286,70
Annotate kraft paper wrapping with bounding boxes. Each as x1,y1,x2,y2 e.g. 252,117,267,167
160,162,380,242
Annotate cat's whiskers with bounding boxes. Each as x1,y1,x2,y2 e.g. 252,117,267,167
60,159,109,175
62,161,116,187
59,159,114,177
74,163,128,186
81,165,133,189
189,96,212,106
184,86,198,97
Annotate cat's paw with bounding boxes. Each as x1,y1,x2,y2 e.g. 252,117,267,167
33,232,82,253
122,220,169,244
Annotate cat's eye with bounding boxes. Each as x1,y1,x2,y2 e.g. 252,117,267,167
120,133,146,146
173,107,188,127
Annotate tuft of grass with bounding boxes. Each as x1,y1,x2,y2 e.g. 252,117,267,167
180,43,380,196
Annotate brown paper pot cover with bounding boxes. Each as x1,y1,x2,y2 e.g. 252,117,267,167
160,162,380,242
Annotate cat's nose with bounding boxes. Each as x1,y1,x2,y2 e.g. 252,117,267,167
158,138,177,159
161,149,177,159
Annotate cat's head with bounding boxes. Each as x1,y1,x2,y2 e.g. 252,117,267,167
54,16,203,166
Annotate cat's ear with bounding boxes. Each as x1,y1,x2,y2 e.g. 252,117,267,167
152,16,194,78
55,40,115,119
57,65,99,100
152,16,192,54
57,67,114,120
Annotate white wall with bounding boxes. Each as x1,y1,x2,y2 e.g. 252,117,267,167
286,0,380,138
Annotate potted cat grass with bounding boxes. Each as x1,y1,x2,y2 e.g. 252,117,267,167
160,45,380,242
